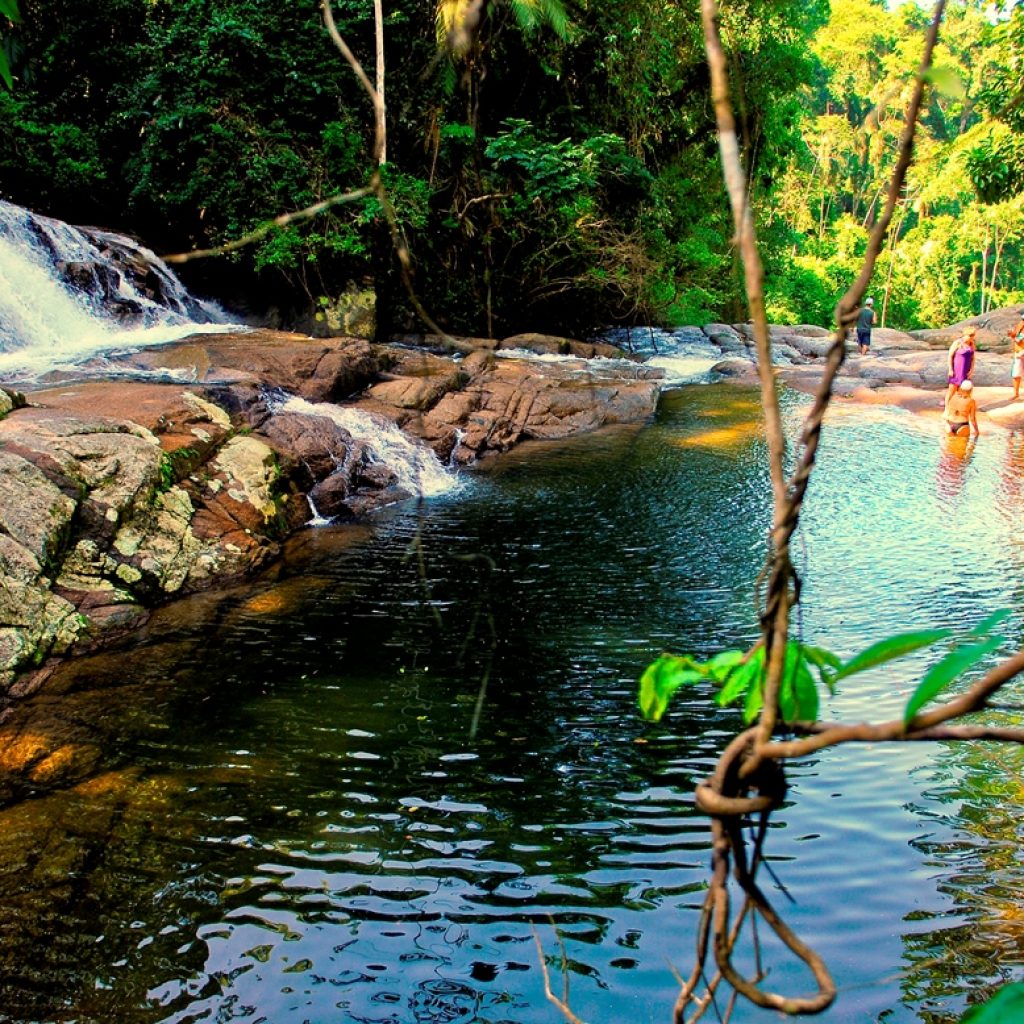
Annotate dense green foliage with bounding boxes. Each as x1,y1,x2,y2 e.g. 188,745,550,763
0,0,1020,334
0,0,19,89
966,5,1024,203
769,0,1024,329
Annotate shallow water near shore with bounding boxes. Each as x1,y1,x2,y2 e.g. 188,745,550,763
1,383,1023,1024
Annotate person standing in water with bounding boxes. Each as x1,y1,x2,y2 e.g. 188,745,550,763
945,326,977,406
944,379,979,438
1008,310,1024,400
855,297,876,355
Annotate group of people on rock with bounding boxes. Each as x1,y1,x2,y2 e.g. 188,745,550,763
856,299,1024,440
941,312,1024,438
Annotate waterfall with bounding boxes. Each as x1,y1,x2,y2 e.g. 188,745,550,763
598,326,724,385
277,395,463,499
0,200,239,382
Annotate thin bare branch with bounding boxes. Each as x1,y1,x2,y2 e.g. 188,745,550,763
322,0,386,165
759,645,1024,762
372,0,386,165
700,0,786,521
162,185,376,264
531,928,588,1024
701,0,793,755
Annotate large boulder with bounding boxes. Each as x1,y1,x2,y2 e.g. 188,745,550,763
112,330,383,402
296,281,377,340
500,332,629,360
0,388,289,689
355,346,664,464
909,307,1023,352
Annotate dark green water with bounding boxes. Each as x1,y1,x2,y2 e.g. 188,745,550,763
1,384,1023,1024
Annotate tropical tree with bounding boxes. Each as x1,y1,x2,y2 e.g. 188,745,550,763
967,4,1024,203
768,0,1024,329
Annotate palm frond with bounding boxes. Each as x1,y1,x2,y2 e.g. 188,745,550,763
509,0,570,38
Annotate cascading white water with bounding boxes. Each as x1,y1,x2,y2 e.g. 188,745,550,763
278,395,462,499
598,325,727,384
0,199,239,382
1,201,460,507
497,326,727,387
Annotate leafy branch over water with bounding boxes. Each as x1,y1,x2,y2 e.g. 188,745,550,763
641,610,1011,728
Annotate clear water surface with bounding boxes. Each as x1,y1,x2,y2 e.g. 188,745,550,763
1,383,1022,1024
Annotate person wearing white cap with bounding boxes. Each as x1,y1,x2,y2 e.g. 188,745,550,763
944,378,979,438
856,297,876,355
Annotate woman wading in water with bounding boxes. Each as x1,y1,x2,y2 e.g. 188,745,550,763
944,379,980,438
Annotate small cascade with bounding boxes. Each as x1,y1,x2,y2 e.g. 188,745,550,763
447,428,467,468
0,199,239,381
278,395,462,499
600,326,724,385
305,493,334,527
495,327,725,388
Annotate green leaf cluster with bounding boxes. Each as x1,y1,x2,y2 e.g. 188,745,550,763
639,642,839,726
485,119,645,203
639,609,1010,729
966,129,1024,205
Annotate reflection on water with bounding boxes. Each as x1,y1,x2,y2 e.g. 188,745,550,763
0,385,1023,1023
935,435,977,507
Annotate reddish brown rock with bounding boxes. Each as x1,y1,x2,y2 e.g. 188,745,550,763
113,330,382,401
500,332,629,360
362,352,664,462
1,328,668,694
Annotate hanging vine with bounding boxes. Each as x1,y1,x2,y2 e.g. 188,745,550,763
630,0,1024,1019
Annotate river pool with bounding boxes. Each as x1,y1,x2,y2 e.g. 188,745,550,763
0,382,1022,1024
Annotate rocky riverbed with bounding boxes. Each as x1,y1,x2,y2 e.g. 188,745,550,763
2,309,1022,699
0,328,664,696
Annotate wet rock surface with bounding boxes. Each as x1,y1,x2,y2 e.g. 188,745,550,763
0,329,663,694
5,312,1024,707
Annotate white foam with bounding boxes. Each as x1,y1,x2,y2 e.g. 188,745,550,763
0,199,241,384
277,395,462,499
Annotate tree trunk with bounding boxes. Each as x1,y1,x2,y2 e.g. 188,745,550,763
989,226,1004,314
980,230,989,315
881,198,906,327
374,0,386,164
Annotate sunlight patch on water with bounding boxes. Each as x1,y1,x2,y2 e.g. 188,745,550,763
703,397,762,417
673,421,762,449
